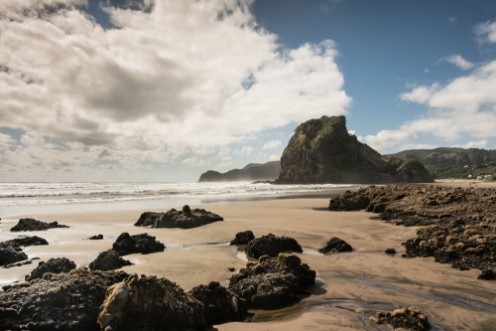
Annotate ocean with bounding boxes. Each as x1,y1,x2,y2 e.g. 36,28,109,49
0,182,355,217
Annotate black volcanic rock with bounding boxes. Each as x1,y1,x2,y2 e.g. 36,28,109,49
370,306,430,331
26,257,77,281
319,237,353,254
229,254,316,309
97,274,206,331
135,206,223,229
245,234,302,259
0,268,128,331
112,232,165,256
276,116,433,184
89,234,103,240
199,161,281,182
89,249,132,271
10,218,69,232
0,245,28,267
189,281,247,325
3,236,48,247
230,230,255,246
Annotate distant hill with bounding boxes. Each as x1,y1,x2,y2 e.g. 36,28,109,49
275,116,433,184
198,161,281,182
389,148,496,179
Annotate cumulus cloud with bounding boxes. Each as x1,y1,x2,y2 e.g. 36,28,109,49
0,0,350,179
363,59,496,152
262,140,282,150
445,54,474,70
475,20,496,44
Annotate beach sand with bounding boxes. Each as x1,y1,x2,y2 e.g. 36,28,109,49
1,197,496,330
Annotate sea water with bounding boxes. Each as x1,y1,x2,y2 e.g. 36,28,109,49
0,182,355,217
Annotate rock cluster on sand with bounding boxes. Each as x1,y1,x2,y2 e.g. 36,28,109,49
189,281,247,325
10,218,69,232
0,268,128,331
112,232,165,255
245,233,303,259
0,244,28,267
89,233,164,271
97,274,206,331
369,306,430,331
230,230,255,246
319,237,353,254
0,236,48,267
26,257,77,281
135,205,223,229
276,116,433,184
229,254,316,309
329,184,496,278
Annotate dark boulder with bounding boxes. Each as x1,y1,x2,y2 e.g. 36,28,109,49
385,248,397,255
230,230,255,246
319,237,353,254
229,254,316,309
0,245,28,267
135,206,223,229
0,268,128,331
89,249,132,271
2,235,48,247
189,281,247,325
245,233,302,259
10,218,69,232
89,234,103,240
97,274,206,331
328,190,370,211
26,257,77,281
478,269,496,280
112,232,165,256
369,306,430,331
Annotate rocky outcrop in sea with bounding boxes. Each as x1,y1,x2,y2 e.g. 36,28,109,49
276,116,434,184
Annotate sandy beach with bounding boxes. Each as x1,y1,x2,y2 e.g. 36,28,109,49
1,194,495,330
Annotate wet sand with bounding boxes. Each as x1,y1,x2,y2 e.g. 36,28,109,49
1,198,495,330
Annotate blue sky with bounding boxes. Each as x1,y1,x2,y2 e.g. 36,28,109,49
0,0,495,182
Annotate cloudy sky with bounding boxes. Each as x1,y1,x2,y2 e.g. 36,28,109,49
0,0,495,182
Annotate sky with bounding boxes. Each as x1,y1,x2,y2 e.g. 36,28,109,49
0,0,496,182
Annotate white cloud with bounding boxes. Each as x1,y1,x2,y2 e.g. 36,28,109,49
237,146,254,156
364,59,496,152
262,140,282,150
475,20,496,44
268,154,280,161
0,0,350,179
448,16,457,24
454,140,487,149
445,54,474,71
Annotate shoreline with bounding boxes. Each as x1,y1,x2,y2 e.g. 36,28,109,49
1,192,496,329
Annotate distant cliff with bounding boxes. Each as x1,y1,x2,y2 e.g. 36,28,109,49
390,147,496,179
198,161,281,182
276,116,433,184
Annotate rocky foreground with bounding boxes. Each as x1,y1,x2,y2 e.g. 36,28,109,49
329,184,496,278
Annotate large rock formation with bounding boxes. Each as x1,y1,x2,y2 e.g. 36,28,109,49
276,116,434,184
26,257,77,281
199,161,281,182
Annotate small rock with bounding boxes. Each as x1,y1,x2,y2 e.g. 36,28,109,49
10,218,69,232
370,306,430,331
89,234,103,240
135,207,223,229
89,249,132,271
230,230,255,246
478,269,496,280
112,232,165,256
26,257,77,281
319,237,353,254
385,248,397,255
